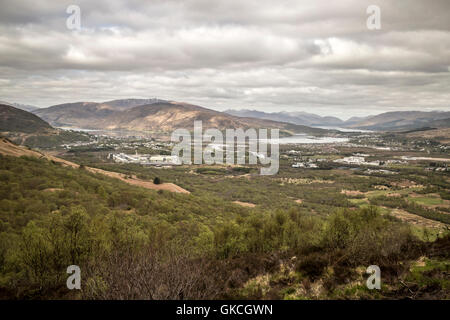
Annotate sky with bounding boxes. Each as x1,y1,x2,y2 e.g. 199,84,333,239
0,0,449,119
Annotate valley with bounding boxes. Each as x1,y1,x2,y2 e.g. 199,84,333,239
0,101,449,300
2,0,450,307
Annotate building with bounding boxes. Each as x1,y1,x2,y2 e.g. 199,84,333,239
110,153,181,165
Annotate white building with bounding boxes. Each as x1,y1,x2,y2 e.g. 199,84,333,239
110,153,181,165
334,156,365,165
149,155,181,165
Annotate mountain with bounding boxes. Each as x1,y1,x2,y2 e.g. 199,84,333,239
428,118,450,128
34,100,329,135
226,109,450,131
225,109,344,127
33,99,166,128
0,101,39,112
99,102,330,135
0,104,52,133
33,102,118,129
0,104,92,148
342,116,370,127
344,111,450,131
100,98,167,110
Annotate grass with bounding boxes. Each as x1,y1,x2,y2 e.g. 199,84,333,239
407,258,450,292
410,226,442,242
349,198,369,206
408,196,444,206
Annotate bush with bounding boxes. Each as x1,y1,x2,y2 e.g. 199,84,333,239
153,177,162,184
321,206,415,266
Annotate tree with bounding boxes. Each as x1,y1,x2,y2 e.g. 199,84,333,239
153,177,162,185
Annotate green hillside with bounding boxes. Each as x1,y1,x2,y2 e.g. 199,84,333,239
0,154,448,299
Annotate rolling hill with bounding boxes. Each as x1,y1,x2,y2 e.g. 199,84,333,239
0,104,53,133
226,109,450,131
345,111,450,131
225,109,344,127
33,100,329,135
0,101,39,112
33,99,167,128
0,137,189,193
0,104,90,148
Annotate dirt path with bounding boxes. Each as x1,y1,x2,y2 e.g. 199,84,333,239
233,201,256,208
88,167,190,193
389,208,447,230
341,190,365,196
0,138,190,194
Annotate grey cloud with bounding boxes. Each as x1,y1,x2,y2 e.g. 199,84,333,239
0,0,449,117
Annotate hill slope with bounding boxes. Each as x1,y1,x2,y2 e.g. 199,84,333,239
0,101,39,112
345,111,450,131
0,104,52,133
0,104,92,148
34,100,329,135
226,109,344,127
0,137,189,193
33,99,167,128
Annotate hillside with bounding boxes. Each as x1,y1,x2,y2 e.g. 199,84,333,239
0,104,92,149
100,98,167,110
0,104,52,133
226,109,344,127
345,111,450,131
33,99,168,128
1,136,448,300
401,127,450,144
0,137,189,193
33,102,119,129
0,101,39,112
102,102,325,134
34,100,329,135
227,109,450,132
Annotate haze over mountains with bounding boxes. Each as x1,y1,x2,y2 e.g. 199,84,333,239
225,110,344,127
0,101,38,112
343,111,450,131
226,109,450,131
2,98,448,135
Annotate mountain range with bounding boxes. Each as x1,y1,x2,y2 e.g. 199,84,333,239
343,111,450,131
225,109,450,131
225,110,344,127
2,98,448,134
32,99,328,135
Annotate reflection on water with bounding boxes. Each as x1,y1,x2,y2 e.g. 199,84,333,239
313,126,373,133
277,134,349,144
256,134,348,144
59,127,349,145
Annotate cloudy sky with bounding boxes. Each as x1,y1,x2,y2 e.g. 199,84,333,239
0,0,449,119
